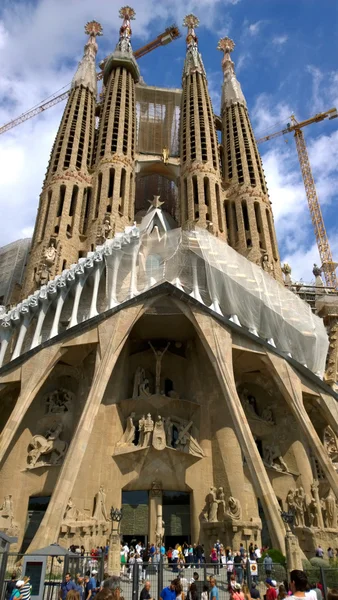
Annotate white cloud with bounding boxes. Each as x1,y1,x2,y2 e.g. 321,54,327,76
248,20,265,36
0,0,241,246
272,34,288,46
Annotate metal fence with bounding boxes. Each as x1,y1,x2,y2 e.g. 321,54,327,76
2,557,338,600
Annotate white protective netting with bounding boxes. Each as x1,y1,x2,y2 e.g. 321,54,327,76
104,224,328,378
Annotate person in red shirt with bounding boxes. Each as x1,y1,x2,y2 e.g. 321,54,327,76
266,580,278,600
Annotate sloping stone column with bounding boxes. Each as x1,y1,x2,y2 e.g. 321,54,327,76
28,301,150,551
264,353,338,498
173,300,286,553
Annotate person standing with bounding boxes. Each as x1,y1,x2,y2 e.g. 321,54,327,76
265,580,277,600
210,548,218,574
60,574,76,600
288,570,308,600
9,581,24,600
263,555,273,577
74,577,84,600
6,574,17,600
140,581,154,600
250,582,260,599
21,577,32,600
172,545,179,572
234,552,244,584
160,580,178,600
209,578,219,600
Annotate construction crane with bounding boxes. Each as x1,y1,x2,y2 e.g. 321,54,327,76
257,107,338,288
0,25,181,137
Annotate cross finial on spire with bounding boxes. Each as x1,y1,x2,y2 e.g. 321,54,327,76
183,14,199,49
217,37,235,73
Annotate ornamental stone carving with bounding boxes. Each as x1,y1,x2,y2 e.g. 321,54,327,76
322,489,337,528
152,415,166,450
263,443,288,472
228,496,242,520
45,388,74,413
92,486,110,522
64,497,85,522
117,412,136,446
27,422,68,469
0,495,19,537
324,426,338,470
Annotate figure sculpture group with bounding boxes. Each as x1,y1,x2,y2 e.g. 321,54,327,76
117,412,204,457
287,481,337,529
203,486,242,523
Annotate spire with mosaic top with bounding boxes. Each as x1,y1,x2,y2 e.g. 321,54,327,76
182,14,206,78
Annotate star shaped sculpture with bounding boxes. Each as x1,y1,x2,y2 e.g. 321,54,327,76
85,21,103,37
148,196,164,209
217,37,235,54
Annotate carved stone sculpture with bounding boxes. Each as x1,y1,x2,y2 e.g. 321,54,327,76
228,496,242,520
64,497,85,522
92,486,109,521
143,413,154,447
287,489,296,514
27,422,68,469
240,388,258,416
0,495,19,536
207,487,219,522
264,443,288,472
217,487,226,521
324,426,338,470
148,341,170,394
155,506,165,546
96,215,112,245
282,263,292,285
152,416,166,450
165,417,173,447
117,412,136,446
35,263,50,286
311,480,324,528
0,495,14,528
133,367,146,398
323,490,337,528
44,239,57,266
261,405,274,423
294,487,305,527
262,253,273,275
308,496,319,527
137,415,146,447
46,388,73,413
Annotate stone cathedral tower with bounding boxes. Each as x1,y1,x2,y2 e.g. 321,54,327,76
2,7,337,562
218,37,283,282
22,21,102,296
180,15,225,237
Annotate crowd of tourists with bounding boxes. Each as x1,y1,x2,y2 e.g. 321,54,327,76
51,569,337,600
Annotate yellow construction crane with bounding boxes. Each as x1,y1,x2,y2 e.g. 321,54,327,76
256,107,338,288
0,25,180,137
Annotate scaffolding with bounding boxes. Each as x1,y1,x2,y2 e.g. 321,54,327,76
135,84,182,157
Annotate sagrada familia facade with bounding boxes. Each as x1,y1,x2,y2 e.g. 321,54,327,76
0,7,338,563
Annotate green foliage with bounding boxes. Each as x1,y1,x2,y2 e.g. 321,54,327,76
309,557,331,569
259,548,287,567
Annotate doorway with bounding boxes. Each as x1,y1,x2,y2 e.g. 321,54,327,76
162,491,191,547
21,496,51,553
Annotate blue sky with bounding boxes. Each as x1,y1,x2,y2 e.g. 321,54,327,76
0,0,337,282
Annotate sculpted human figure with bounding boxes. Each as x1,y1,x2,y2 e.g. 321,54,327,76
44,239,57,267
264,443,288,472
228,496,242,520
261,405,274,423
35,263,50,286
148,341,170,394
308,496,318,527
208,487,219,522
324,490,337,528
133,367,145,398
138,415,146,447
27,422,68,468
165,417,173,447
287,489,296,514
217,487,226,521
92,486,109,521
294,488,305,527
152,415,166,450
117,412,136,446
0,495,14,527
143,413,154,447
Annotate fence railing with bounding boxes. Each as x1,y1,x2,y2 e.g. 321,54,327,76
2,556,338,600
